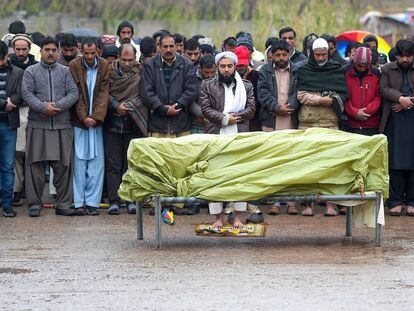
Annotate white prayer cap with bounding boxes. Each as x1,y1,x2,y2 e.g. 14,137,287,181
215,51,238,65
312,38,329,51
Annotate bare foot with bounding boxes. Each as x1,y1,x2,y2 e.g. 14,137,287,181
233,220,244,227
212,220,224,227
301,206,314,216
324,205,338,216
389,205,403,216
287,204,298,215
407,206,414,214
267,204,280,215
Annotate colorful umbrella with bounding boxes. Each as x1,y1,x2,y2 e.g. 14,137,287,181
335,30,391,58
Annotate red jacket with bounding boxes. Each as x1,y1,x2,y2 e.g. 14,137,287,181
344,65,382,129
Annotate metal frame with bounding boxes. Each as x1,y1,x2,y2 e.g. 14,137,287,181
136,192,383,249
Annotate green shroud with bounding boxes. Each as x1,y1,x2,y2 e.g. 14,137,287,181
118,128,389,202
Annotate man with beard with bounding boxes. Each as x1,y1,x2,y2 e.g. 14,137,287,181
174,33,185,55
140,33,197,139
9,35,37,70
57,33,80,66
184,38,201,67
190,55,217,134
256,39,299,216
8,34,38,207
0,41,23,217
22,37,79,217
140,33,197,215
363,34,388,65
200,52,255,227
105,44,148,215
69,37,110,216
115,21,141,61
296,38,348,217
279,26,307,64
380,39,414,216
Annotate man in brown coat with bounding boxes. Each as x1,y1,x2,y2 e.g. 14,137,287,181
69,37,110,215
200,51,255,227
380,39,414,216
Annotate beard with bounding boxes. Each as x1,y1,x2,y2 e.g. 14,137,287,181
17,55,27,62
273,59,289,69
398,60,412,70
63,54,77,62
317,59,328,67
121,38,131,44
218,72,235,86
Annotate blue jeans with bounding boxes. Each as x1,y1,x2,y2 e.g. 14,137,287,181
0,122,17,209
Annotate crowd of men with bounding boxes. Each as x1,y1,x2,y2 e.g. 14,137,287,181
0,20,413,226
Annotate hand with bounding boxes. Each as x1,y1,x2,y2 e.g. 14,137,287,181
228,114,242,125
82,117,96,127
392,103,404,113
116,102,133,117
5,97,16,112
44,102,61,116
165,103,182,116
320,96,333,106
355,108,371,120
399,96,414,110
277,103,295,116
195,116,204,124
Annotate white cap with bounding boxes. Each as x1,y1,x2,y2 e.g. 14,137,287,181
312,38,329,51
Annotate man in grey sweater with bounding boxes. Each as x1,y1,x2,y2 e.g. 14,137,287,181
21,37,79,217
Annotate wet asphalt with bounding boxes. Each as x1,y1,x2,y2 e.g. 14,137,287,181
1,204,414,310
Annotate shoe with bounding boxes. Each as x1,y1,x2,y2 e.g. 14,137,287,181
406,206,414,217
173,206,187,216
55,207,76,216
246,212,264,224
185,204,200,215
3,207,17,217
108,204,120,215
28,205,41,217
339,207,347,215
86,206,99,216
12,192,23,207
74,207,86,216
227,211,235,224
127,203,136,214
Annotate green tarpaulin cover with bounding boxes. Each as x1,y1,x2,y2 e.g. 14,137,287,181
119,128,389,203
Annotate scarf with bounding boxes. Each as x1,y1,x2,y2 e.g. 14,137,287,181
109,60,148,136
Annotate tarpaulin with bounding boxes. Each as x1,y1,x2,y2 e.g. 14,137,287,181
119,128,389,204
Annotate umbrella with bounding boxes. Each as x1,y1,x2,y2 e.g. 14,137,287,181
62,28,100,38
335,30,391,58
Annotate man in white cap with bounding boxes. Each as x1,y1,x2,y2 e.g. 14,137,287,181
296,37,349,217
200,51,255,227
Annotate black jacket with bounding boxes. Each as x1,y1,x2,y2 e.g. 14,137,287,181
257,62,299,128
140,54,197,134
290,49,307,64
0,62,24,129
9,53,38,70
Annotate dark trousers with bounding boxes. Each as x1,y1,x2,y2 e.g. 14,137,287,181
388,169,414,208
104,130,138,205
348,127,379,136
25,160,73,208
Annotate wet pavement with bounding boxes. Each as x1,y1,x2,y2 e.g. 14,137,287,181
1,205,414,310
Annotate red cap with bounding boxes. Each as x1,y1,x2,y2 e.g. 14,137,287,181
234,45,250,66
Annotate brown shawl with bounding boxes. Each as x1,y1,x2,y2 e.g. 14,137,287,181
109,60,148,136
